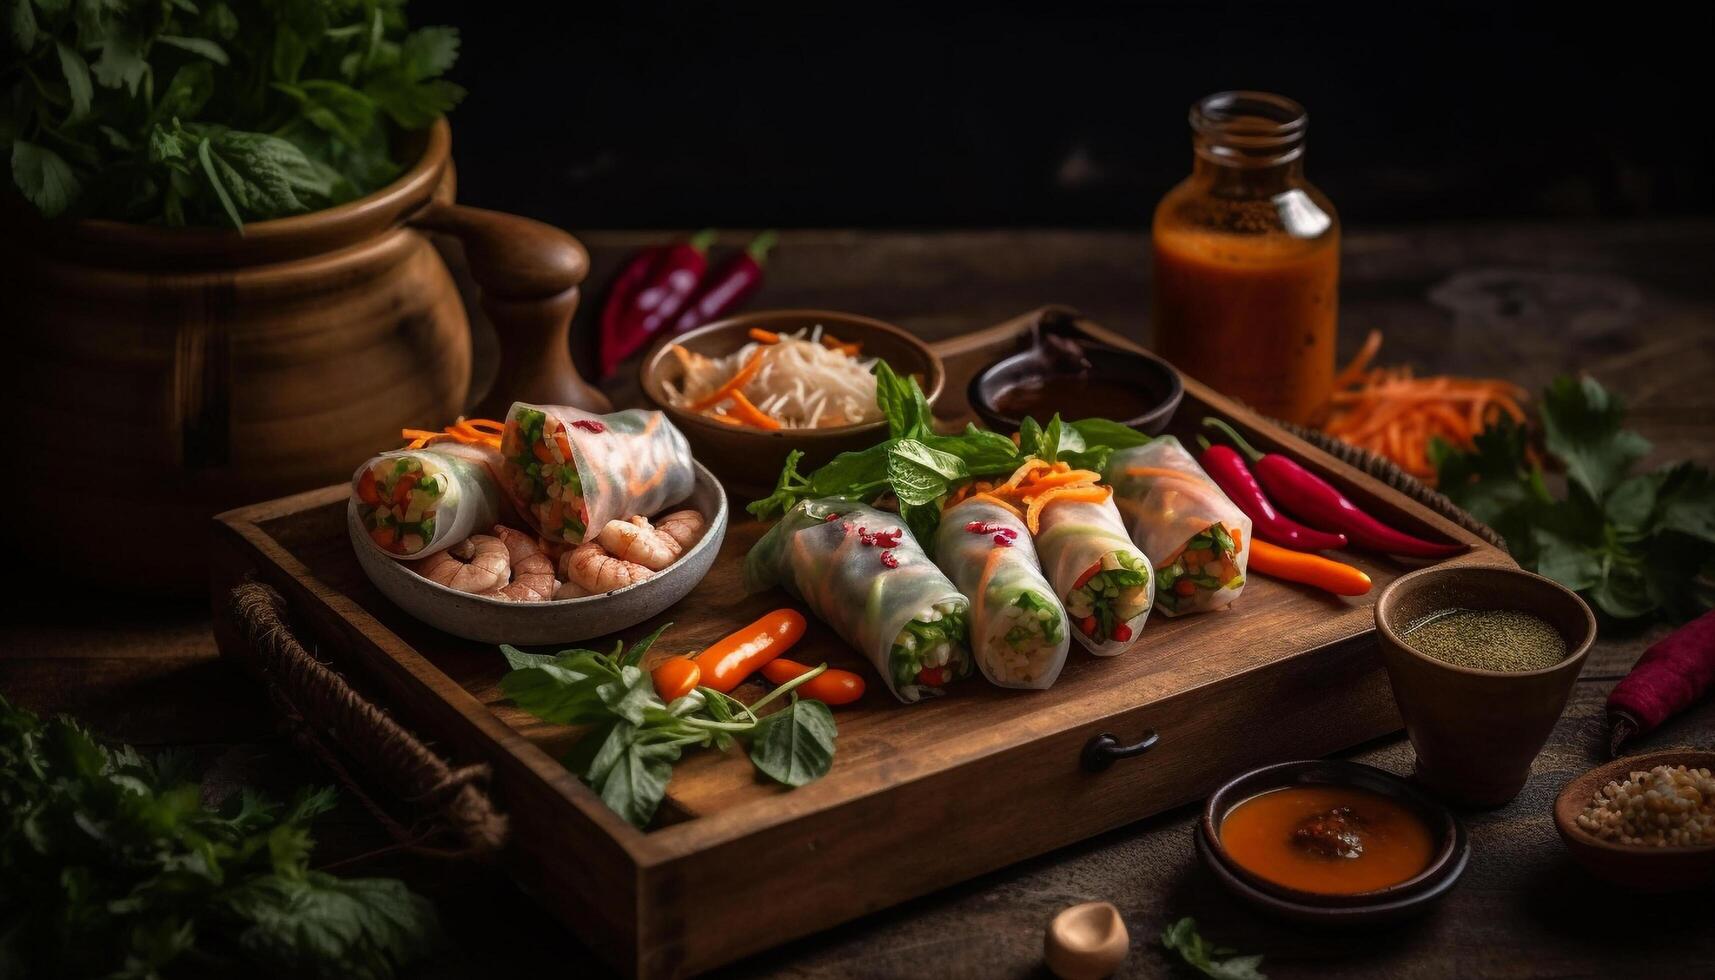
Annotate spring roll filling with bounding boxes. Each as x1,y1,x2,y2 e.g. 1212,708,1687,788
503,407,588,542
889,601,972,698
1154,522,1245,615
1065,551,1152,643
985,591,1064,685
357,457,446,554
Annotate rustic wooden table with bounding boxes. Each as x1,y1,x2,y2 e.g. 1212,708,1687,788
5,223,1712,978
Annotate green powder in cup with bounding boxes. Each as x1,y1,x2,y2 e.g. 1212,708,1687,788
1401,607,1568,671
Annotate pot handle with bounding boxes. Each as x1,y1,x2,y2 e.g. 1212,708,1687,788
409,202,611,417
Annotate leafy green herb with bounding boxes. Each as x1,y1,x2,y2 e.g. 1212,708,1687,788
1434,375,1715,621
499,626,838,828
1161,917,1266,980
3,0,462,227
747,362,1152,536
0,695,438,978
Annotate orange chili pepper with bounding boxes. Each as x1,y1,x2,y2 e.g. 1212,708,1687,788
695,609,807,693
761,658,866,706
651,657,701,701
1248,539,1372,596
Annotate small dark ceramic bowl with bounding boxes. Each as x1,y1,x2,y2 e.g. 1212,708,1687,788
968,320,1182,434
639,309,944,493
1197,760,1470,925
1553,749,1715,892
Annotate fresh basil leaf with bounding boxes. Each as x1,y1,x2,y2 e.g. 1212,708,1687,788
1161,917,1266,980
1016,416,1045,457
620,622,671,669
499,663,608,726
925,425,1021,475
748,699,837,787
157,34,229,65
595,665,655,726
810,442,893,498
887,439,968,507
591,736,678,828
900,499,940,548
55,42,92,119
1652,461,1715,545
873,361,934,439
1070,418,1154,451
10,140,78,217
499,644,555,671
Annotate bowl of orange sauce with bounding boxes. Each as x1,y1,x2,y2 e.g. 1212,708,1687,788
1197,760,1468,924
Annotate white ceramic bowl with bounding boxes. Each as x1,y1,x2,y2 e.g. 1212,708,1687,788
349,461,728,644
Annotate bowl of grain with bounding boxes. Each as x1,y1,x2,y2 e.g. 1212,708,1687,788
1553,750,1715,892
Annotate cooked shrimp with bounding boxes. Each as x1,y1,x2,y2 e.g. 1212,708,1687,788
485,525,558,602
597,516,682,571
653,509,707,551
410,534,510,594
562,542,655,593
553,580,591,600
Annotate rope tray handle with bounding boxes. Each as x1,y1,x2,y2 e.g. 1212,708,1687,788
227,580,508,859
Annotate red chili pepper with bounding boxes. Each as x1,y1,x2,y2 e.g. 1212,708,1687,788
598,229,716,378
1203,418,1465,560
993,534,1013,547
597,245,663,379
667,230,776,337
879,550,899,569
1073,562,1101,591
570,419,606,433
1196,436,1347,551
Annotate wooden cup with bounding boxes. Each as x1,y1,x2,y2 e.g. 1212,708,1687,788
1374,565,1596,808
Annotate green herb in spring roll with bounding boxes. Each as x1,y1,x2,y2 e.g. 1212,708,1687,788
499,404,694,544
1106,436,1251,616
745,499,972,703
933,496,1068,690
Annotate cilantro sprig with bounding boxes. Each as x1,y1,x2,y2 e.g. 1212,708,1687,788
747,362,1153,541
499,624,838,829
1161,917,1267,979
3,0,462,227
1433,375,1715,621
0,696,438,978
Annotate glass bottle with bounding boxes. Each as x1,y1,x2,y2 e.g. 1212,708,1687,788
1151,91,1339,425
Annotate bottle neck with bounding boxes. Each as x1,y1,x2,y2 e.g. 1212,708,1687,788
1188,91,1309,197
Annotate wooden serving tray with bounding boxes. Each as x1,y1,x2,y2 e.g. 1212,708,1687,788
211,308,1512,979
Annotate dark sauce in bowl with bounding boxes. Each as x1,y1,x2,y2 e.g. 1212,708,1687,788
992,374,1165,423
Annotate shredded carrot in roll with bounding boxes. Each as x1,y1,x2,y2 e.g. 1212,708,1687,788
1025,485,1110,535
1312,330,1528,484
401,417,505,450
748,328,781,344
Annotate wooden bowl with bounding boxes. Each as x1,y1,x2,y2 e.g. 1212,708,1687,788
349,461,727,644
638,309,944,494
1197,760,1470,925
1553,750,1715,892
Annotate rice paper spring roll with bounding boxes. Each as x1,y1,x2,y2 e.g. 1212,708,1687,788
500,404,694,544
351,443,505,558
933,497,1069,690
1105,436,1252,617
1034,493,1154,655
745,499,972,703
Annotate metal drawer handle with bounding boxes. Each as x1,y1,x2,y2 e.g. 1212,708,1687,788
1081,730,1160,772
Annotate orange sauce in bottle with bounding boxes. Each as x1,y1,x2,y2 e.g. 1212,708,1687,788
1151,92,1340,425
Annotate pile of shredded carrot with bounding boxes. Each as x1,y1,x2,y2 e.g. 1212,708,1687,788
945,459,1111,534
401,417,504,450
1312,330,1527,483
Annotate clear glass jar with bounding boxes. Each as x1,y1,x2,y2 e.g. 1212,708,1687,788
1151,91,1340,425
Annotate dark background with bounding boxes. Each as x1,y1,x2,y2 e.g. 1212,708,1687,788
415,1,1714,230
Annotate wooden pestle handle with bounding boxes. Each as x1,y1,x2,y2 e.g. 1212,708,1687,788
410,202,611,417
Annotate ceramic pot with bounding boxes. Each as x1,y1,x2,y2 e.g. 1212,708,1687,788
1,120,606,591
1374,565,1597,807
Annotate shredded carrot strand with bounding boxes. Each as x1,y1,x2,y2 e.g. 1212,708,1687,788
748,328,781,344
1314,331,1528,484
689,348,768,411
399,417,504,450
1025,485,1109,535
725,389,783,430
